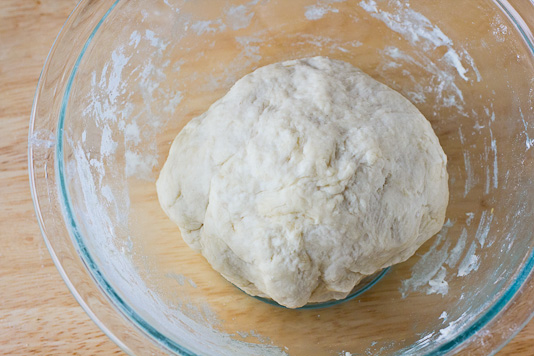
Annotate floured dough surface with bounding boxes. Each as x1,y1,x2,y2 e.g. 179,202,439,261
157,56,448,309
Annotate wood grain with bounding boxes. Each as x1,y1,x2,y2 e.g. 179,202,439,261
0,0,533,355
0,1,123,355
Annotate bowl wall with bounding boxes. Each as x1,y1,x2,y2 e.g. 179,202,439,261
30,0,534,355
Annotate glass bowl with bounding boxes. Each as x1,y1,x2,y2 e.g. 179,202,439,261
29,0,534,355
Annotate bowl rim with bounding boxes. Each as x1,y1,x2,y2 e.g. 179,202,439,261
29,0,534,355
28,1,142,355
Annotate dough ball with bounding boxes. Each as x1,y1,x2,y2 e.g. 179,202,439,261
157,56,448,309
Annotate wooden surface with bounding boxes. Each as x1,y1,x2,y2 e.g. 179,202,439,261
0,1,533,355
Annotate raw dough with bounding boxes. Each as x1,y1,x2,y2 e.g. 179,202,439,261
157,56,448,309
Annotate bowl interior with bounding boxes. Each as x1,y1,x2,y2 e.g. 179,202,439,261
57,0,534,354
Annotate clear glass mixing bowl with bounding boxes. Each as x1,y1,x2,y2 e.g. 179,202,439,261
29,0,534,355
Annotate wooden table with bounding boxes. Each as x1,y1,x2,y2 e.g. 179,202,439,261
1,1,533,354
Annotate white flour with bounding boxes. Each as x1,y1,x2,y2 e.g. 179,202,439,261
66,0,524,354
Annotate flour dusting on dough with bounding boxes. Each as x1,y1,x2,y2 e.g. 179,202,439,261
158,57,448,308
